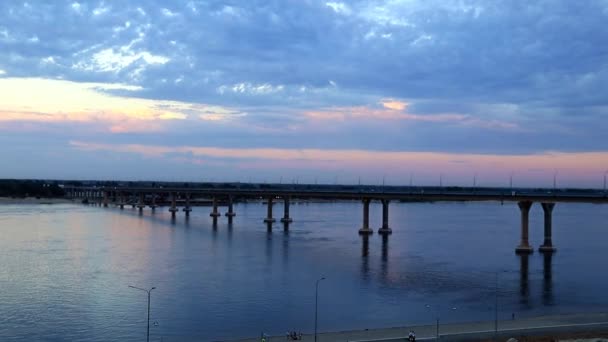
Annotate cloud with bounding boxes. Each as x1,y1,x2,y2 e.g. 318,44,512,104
0,1,607,183
68,139,608,186
217,82,285,95
304,99,517,130
0,78,242,132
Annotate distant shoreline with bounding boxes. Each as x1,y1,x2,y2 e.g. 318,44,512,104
0,197,73,205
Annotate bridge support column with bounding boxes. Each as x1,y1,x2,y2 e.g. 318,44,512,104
149,194,157,211
137,193,145,213
119,192,125,210
378,199,392,235
103,191,109,208
225,196,236,223
516,201,534,254
359,199,373,235
169,193,178,218
539,203,556,253
280,197,292,223
264,197,276,224
210,197,221,224
183,194,192,217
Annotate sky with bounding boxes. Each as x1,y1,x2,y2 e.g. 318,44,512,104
0,0,607,188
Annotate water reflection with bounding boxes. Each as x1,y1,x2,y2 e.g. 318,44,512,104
380,234,389,283
361,236,370,258
282,231,289,268
542,252,554,305
360,236,370,281
381,235,389,262
519,254,530,307
227,224,233,244
265,232,273,261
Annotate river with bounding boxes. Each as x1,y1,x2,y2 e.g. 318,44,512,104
0,201,607,341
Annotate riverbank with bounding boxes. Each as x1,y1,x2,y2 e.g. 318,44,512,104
0,197,73,205
163,312,608,342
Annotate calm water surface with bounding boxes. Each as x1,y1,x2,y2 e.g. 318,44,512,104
1,201,607,341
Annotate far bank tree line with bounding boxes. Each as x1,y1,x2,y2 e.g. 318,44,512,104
0,180,65,198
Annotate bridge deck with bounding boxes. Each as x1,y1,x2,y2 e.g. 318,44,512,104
66,185,608,204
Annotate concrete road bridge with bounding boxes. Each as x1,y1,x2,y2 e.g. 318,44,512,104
65,184,608,254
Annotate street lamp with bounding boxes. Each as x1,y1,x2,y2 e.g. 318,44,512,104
129,285,156,342
315,277,326,342
425,304,457,340
494,270,508,340
553,170,558,191
494,272,498,339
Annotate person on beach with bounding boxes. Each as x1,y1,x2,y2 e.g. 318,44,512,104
408,330,416,342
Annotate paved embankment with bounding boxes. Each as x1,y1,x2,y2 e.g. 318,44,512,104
182,312,608,342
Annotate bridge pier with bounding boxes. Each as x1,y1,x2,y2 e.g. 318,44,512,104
119,192,125,210
150,194,157,211
264,197,276,224
539,203,557,253
225,196,236,223
210,197,221,225
280,197,292,223
103,191,109,208
378,199,392,235
516,201,534,254
359,198,373,235
169,193,178,218
137,193,145,213
183,194,192,217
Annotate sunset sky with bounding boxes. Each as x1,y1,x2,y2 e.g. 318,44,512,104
1,1,607,187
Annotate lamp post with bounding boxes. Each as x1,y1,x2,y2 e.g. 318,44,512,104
494,272,498,339
425,304,457,340
494,270,508,340
315,277,326,342
129,285,156,342
553,170,558,191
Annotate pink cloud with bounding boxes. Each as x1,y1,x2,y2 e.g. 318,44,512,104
303,99,517,130
69,140,608,186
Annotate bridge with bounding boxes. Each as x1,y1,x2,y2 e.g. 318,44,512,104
65,183,608,254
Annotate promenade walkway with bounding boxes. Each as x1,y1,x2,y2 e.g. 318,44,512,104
208,312,608,342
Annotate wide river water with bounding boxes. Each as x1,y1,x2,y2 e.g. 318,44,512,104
0,201,607,341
